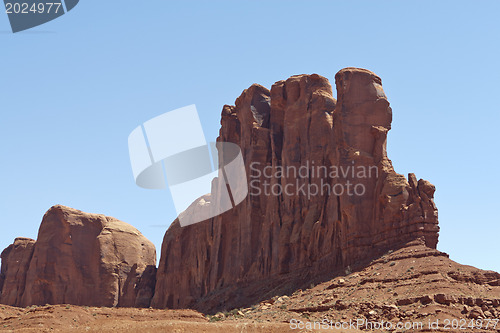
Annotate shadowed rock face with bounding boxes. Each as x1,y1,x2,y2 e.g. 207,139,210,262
151,68,439,312
0,205,156,308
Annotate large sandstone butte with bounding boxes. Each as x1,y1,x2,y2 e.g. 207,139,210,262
0,205,156,308
151,68,440,312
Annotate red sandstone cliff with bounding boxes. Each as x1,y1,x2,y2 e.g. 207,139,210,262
0,205,156,308
151,68,439,312
0,68,442,314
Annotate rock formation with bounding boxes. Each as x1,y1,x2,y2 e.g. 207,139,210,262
1,68,443,314
151,68,439,312
0,205,156,308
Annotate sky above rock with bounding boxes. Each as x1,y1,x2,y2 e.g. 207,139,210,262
1,1,499,273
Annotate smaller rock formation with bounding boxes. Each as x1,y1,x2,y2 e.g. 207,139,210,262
0,205,156,308
0,237,36,306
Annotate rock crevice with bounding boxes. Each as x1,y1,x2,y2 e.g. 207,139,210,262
151,68,439,312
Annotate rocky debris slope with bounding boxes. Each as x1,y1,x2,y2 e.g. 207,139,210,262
210,238,500,332
0,205,156,308
152,68,440,312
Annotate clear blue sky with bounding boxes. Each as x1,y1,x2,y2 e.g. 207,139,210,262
1,1,499,273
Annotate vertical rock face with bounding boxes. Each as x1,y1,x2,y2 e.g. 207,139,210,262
0,205,156,308
152,68,439,312
0,238,36,306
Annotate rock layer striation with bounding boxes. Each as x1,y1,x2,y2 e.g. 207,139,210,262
151,68,439,312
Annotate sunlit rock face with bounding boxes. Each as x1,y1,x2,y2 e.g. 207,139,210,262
0,205,156,308
151,68,439,313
